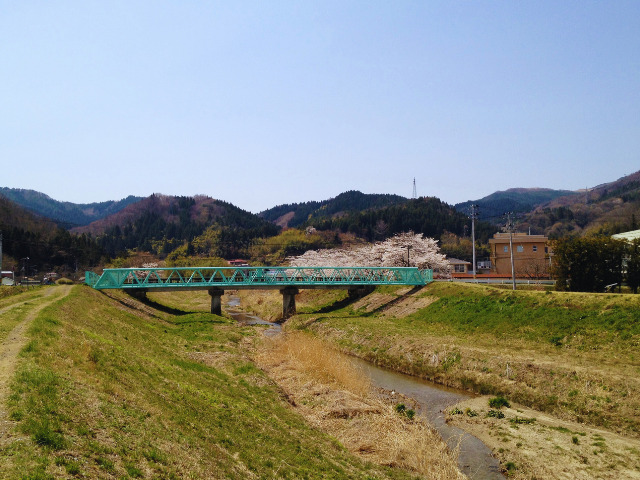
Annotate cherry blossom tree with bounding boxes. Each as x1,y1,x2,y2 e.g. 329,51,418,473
286,231,449,273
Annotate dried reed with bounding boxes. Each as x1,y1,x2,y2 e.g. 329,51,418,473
255,332,464,479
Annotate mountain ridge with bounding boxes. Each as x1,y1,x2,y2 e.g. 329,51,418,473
259,190,408,228
0,187,142,227
454,188,579,222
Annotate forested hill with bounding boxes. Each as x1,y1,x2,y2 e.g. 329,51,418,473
519,170,640,238
0,195,57,236
72,194,280,257
305,196,495,242
0,195,103,273
0,187,141,228
259,191,408,228
455,188,578,223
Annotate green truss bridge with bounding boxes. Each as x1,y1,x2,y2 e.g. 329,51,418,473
85,266,433,319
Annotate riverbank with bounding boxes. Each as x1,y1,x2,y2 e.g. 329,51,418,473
1,286,424,479
235,283,640,478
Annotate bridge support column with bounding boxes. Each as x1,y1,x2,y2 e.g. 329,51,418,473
129,289,148,301
280,287,299,320
208,288,225,315
348,285,375,299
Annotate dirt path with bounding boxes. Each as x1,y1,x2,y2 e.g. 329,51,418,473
0,289,48,316
0,286,73,444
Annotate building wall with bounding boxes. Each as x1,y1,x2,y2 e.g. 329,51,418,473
489,233,550,277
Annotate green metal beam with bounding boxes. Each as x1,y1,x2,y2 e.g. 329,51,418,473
85,266,432,290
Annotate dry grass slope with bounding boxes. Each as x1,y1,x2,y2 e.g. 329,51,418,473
254,331,464,479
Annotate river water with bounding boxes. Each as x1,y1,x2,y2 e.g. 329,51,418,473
224,296,504,479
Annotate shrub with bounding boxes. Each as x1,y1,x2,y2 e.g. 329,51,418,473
487,409,505,419
510,416,536,425
395,403,416,420
488,396,511,409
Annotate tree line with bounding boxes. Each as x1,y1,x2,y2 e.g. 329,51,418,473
1,225,104,275
553,236,640,293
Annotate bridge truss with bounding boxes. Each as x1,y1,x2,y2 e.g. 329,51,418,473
85,266,433,318
85,266,432,290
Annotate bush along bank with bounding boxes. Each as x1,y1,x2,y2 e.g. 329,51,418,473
284,282,640,437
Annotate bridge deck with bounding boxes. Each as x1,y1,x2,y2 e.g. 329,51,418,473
85,266,433,291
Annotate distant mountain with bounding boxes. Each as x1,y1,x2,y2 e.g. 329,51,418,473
73,194,280,258
519,170,640,238
0,188,142,227
259,191,408,228
455,188,578,223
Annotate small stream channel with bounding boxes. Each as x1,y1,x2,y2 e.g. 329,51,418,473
224,296,504,479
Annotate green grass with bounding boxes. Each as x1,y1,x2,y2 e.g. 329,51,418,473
1,286,419,479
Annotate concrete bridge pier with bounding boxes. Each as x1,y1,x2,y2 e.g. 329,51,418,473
208,288,225,315
129,289,148,301
280,287,299,320
348,285,375,299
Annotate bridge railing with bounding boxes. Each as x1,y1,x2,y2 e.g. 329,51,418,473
85,266,433,290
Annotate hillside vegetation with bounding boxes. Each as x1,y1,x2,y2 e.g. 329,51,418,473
73,194,280,259
0,286,423,480
304,197,494,243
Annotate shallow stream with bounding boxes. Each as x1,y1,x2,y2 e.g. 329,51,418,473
224,296,504,479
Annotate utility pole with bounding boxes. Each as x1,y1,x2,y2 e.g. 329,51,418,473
505,212,516,290
0,231,3,274
406,245,412,267
470,205,478,280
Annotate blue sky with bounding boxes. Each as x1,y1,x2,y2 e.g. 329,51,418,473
1,1,639,213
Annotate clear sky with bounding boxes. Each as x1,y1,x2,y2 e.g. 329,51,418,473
1,1,639,213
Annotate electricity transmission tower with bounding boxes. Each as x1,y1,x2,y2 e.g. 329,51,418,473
412,178,417,199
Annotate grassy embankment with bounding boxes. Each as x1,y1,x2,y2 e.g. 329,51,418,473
1,285,425,479
236,283,640,437
234,284,640,478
